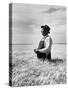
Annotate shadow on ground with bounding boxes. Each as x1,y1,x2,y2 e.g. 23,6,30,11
49,58,64,63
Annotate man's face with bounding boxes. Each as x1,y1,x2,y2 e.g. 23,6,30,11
41,28,48,36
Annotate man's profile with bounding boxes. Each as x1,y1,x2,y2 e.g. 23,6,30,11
34,25,53,60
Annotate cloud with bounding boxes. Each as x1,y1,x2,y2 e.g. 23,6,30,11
41,7,66,14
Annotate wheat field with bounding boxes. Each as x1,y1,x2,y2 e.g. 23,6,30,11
11,48,66,87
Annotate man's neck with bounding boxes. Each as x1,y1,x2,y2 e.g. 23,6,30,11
44,34,49,38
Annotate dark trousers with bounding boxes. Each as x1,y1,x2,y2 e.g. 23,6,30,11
37,52,51,60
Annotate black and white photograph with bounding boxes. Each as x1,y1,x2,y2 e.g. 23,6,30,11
9,3,66,87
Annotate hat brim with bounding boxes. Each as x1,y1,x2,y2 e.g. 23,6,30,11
41,26,45,28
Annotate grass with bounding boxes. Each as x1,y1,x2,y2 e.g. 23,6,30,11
11,52,66,87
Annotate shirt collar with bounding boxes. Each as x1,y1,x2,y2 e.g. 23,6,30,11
44,35,49,38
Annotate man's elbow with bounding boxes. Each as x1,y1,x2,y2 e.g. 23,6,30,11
44,48,50,54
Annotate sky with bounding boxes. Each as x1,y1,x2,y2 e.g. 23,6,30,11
11,3,66,47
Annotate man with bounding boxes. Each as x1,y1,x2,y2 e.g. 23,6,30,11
34,25,52,60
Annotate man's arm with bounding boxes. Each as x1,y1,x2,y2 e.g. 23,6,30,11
38,37,52,54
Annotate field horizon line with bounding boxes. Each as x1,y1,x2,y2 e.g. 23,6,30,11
9,43,66,45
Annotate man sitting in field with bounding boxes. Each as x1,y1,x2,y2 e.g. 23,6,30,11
34,25,53,61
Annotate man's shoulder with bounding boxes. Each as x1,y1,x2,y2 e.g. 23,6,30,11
45,35,52,42
45,35,51,39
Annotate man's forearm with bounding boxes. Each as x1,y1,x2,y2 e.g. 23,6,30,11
38,48,48,53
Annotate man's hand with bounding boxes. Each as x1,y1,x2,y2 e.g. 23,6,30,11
34,48,39,53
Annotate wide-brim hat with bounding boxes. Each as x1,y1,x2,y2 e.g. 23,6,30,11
41,25,50,33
